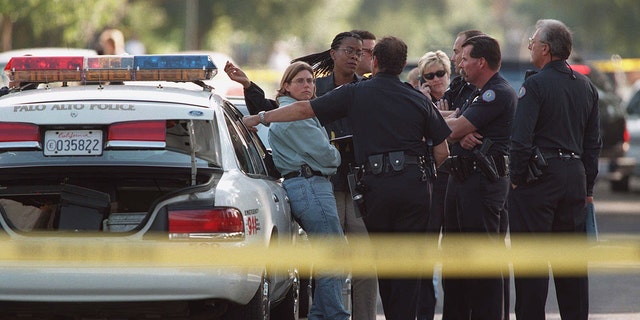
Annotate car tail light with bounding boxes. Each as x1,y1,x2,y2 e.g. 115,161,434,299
169,207,245,240
106,121,166,148
109,121,166,141
570,64,591,76
0,122,41,149
624,124,631,143
623,124,631,153
0,122,39,142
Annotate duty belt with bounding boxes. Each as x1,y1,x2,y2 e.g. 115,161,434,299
362,152,424,175
540,148,581,160
283,164,327,180
447,155,509,180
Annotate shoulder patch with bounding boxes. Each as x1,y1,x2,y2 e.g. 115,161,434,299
517,86,526,99
482,89,495,102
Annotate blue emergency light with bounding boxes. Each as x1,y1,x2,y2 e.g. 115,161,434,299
3,54,218,84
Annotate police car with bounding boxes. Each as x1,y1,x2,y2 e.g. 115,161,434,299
0,55,299,319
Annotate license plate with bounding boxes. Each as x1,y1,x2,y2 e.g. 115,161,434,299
44,130,103,156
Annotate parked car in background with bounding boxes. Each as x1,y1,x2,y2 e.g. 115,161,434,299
571,60,637,192
0,54,299,319
624,88,640,181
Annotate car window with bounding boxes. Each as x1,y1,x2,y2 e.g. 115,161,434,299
627,90,640,116
224,111,268,176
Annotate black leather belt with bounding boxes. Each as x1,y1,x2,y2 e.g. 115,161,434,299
448,154,509,177
541,149,581,160
283,164,326,180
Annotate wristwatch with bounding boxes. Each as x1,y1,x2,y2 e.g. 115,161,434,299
258,111,269,127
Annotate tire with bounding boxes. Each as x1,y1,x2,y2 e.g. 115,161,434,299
224,272,270,320
611,175,630,192
270,270,300,320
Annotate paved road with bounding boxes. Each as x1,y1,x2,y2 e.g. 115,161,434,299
372,177,640,319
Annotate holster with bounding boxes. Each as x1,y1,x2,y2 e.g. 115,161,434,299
525,146,548,183
472,139,499,182
348,166,368,218
425,139,437,181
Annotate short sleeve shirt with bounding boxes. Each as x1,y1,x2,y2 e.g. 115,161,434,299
450,73,516,157
310,73,451,165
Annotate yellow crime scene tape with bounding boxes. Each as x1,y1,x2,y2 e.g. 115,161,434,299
591,57,640,73
0,234,639,277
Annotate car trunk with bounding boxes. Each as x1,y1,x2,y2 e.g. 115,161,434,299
0,166,220,233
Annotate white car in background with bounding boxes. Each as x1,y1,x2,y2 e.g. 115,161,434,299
0,54,299,319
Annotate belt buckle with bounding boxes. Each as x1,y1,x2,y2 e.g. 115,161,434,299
302,164,314,178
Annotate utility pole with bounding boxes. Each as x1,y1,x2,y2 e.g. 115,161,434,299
185,0,198,50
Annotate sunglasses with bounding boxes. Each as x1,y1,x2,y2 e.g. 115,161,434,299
422,70,447,80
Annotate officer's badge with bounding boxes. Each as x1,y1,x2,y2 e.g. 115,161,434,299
518,86,526,99
482,89,495,102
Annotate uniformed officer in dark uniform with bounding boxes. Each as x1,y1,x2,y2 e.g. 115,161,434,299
242,36,452,320
441,35,516,320
509,19,601,320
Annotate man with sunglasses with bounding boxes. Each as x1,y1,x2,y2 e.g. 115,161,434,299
441,35,516,320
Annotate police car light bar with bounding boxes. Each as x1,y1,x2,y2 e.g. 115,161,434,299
4,54,218,84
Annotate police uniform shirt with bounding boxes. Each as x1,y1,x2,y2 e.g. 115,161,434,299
450,73,516,158
444,75,476,111
310,73,451,165
316,73,361,191
510,60,601,192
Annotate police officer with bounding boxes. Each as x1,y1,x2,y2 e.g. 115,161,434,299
242,36,451,320
441,35,516,320
509,19,601,320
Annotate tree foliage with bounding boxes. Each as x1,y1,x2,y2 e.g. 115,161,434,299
0,0,638,66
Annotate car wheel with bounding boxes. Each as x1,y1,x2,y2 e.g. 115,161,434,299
611,175,630,192
224,272,270,320
270,270,300,320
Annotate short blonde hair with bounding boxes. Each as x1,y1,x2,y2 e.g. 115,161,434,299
417,50,451,79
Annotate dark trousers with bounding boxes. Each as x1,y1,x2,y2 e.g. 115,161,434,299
361,165,431,320
508,158,589,320
442,172,509,320
417,170,448,320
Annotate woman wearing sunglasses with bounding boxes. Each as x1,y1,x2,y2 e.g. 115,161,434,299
415,49,452,320
417,50,452,107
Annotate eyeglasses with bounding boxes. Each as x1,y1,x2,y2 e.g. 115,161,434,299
362,48,373,56
291,78,315,85
422,70,447,80
336,47,363,59
528,37,546,46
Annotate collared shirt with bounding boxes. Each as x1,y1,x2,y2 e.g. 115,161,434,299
444,75,476,111
450,73,517,158
268,96,341,176
510,60,602,193
310,73,451,166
